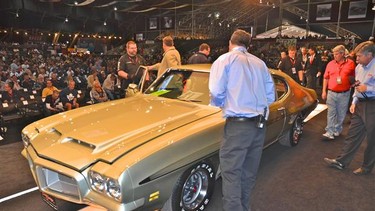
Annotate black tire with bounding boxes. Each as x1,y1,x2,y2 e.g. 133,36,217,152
171,161,215,211
279,114,304,147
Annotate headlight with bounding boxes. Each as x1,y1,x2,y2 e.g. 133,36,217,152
107,179,121,199
21,133,30,147
89,171,122,201
89,171,105,191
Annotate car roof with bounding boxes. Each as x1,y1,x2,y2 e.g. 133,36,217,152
170,64,282,77
169,64,212,73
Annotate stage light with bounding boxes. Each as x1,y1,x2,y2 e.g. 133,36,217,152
104,21,107,26
65,17,68,22
114,7,117,11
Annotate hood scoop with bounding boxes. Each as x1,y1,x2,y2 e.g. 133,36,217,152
61,137,96,150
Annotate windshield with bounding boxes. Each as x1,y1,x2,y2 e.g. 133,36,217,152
145,70,210,105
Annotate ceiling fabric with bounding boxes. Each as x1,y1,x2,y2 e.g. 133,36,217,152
256,25,326,39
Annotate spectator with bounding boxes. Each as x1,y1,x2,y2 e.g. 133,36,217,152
1,82,24,103
305,46,322,89
187,43,211,64
33,74,46,93
7,74,22,90
44,90,64,116
148,36,181,77
321,45,356,140
278,46,303,83
117,40,147,91
91,81,108,103
87,69,99,89
59,80,79,110
42,79,59,98
21,73,35,91
276,50,287,69
103,73,119,100
50,72,65,90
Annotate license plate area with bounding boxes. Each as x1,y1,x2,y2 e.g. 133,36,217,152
41,192,58,210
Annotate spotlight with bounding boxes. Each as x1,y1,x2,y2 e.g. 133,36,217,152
372,5,375,11
16,12,19,18
104,21,107,26
114,7,117,11
74,1,78,6
65,17,68,22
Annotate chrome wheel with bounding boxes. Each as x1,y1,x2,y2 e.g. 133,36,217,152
171,161,215,211
181,169,209,209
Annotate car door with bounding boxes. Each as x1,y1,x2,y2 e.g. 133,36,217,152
264,75,288,147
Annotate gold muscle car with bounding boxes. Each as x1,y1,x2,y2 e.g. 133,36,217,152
21,64,318,211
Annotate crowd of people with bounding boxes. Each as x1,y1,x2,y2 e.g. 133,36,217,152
0,31,374,210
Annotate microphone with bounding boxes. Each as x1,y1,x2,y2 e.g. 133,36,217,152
349,76,367,98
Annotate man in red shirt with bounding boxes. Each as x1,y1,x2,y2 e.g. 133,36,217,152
321,45,356,140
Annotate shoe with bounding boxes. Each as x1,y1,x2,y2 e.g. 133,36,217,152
333,132,340,137
324,158,345,170
353,168,370,176
323,132,334,140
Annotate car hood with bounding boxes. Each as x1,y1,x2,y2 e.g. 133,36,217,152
25,95,221,171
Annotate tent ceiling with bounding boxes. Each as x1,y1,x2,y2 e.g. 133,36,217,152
256,24,326,39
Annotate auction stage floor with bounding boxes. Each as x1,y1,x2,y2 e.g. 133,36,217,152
0,106,374,211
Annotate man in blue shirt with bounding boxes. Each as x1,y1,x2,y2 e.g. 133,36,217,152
324,41,375,175
209,29,275,211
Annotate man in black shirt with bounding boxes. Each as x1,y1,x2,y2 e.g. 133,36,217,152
44,90,64,116
278,46,303,83
117,41,147,92
187,43,211,64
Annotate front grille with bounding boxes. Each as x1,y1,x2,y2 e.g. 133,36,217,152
37,167,80,199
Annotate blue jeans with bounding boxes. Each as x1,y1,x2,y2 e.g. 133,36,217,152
325,90,350,135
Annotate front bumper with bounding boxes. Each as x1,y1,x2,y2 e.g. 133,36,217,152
23,146,144,211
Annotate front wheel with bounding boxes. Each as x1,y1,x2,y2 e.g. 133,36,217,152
171,161,215,211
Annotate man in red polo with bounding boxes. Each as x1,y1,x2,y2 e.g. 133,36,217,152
321,45,355,140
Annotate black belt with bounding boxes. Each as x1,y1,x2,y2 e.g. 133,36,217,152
226,116,259,122
328,89,350,93
358,97,375,102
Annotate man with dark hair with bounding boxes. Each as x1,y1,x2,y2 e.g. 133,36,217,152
148,36,181,77
278,46,303,83
305,46,322,89
187,43,211,64
209,29,275,211
44,90,64,116
324,41,375,175
117,41,147,92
